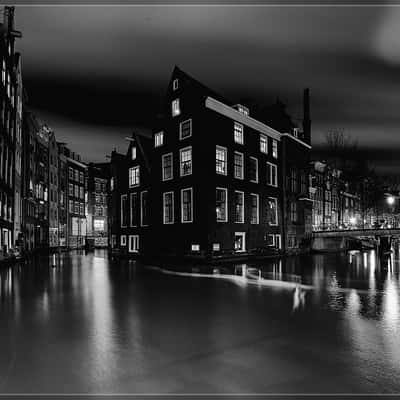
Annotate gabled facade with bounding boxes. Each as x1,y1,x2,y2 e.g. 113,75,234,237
109,133,152,256
148,67,312,259
87,162,109,248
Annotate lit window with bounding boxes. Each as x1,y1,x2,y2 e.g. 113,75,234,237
234,191,244,223
162,153,173,181
172,98,180,117
180,119,192,140
173,79,179,90
290,201,298,222
272,140,278,159
181,188,193,223
216,146,227,175
267,162,278,187
234,151,244,180
129,166,140,187
234,122,244,144
249,157,258,183
131,146,137,160
191,244,200,252
163,192,174,224
250,194,259,224
154,132,164,147
260,135,268,154
267,197,278,226
110,177,114,191
128,235,139,253
180,147,192,176
216,188,228,222
213,243,220,251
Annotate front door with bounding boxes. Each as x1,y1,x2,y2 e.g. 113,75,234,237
234,232,246,252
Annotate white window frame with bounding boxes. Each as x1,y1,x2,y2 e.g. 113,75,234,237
234,191,244,224
120,235,126,246
272,140,278,159
267,234,275,247
154,131,164,148
268,197,278,226
120,194,127,228
128,235,139,253
130,192,138,227
162,153,173,181
129,166,140,188
181,187,193,223
163,191,174,224
234,122,244,144
173,79,179,90
140,191,149,227
179,119,192,140
180,146,192,177
234,232,246,253
234,151,244,180
250,156,259,183
250,193,259,224
267,162,278,187
260,134,268,154
172,98,181,117
216,187,228,223
275,234,282,249
216,145,227,176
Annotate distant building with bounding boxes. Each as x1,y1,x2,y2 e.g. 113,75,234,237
58,146,68,248
310,161,361,231
87,162,109,248
48,131,59,248
35,124,49,249
58,144,87,249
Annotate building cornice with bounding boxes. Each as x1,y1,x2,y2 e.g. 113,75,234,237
67,157,87,169
281,133,312,149
205,96,281,141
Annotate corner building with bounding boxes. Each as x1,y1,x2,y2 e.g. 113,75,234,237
150,67,312,260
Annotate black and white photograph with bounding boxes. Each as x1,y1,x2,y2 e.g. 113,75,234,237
1,1,400,398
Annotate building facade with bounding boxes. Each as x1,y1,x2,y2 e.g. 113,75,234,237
87,163,109,248
59,144,87,249
48,131,59,248
0,7,21,256
108,67,312,260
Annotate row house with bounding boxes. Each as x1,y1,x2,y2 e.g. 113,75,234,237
108,133,151,255
109,67,312,260
58,144,88,249
310,161,361,231
87,162,109,248
0,6,21,257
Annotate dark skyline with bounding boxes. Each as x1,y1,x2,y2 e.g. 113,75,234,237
15,5,400,173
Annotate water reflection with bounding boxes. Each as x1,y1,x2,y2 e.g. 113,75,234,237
0,248,400,392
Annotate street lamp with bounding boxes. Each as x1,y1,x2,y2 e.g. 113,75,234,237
387,196,395,206
349,216,357,226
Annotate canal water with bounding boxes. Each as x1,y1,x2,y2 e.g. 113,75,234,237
0,248,399,394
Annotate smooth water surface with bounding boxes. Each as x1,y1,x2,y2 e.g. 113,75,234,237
0,248,399,393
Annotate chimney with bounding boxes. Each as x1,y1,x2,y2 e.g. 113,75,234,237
303,88,311,145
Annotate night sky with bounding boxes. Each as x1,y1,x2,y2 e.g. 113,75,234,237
14,6,400,173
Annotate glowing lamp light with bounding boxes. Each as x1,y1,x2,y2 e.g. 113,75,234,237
349,217,357,225
387,196,395,206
